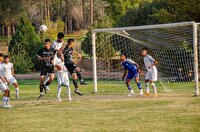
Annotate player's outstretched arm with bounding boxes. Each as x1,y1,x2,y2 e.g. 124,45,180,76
72,51,82,58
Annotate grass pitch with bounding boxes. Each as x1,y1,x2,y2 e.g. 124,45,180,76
0,80,200,132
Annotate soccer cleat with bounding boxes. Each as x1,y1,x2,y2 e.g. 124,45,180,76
68,98,72,101
37,94,43,100
1,104,12,108
57,98,62,102
139,90,143,96
16,94,20,99
153,93,158,97
46,86,50,91
80,81,88,85
74,89,83,96
128,92,134,97
145,93,150,96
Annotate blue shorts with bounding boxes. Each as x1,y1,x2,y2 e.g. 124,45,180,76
126,71,139,80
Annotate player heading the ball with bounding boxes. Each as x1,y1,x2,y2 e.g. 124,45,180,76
121,53,143,96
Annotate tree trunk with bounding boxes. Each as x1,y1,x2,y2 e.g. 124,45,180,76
90,0,94,26
67,14,72,34
47,0,50,22
2,25,5,36
64,0,68,34
12,23,15,35
44,0,47,22
82,0,86,29
6,25,11,36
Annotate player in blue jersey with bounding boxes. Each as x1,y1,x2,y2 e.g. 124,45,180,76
121,53,143,96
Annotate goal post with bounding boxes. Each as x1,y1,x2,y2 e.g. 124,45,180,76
92,21,199,96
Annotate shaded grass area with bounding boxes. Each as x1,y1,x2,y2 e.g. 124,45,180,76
0,80,199,132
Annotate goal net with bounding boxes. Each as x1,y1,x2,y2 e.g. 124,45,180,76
92,22,199,96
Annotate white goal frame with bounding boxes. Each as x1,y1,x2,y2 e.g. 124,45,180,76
92,21,199,96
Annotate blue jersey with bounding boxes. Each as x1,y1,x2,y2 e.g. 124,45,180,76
121,59,137,72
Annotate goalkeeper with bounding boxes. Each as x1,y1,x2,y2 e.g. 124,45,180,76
121,53,143,96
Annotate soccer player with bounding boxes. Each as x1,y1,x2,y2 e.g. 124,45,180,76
56,52,71,102
37,39,56,99
121,53,143,96
141,48,158,97
3,55,20,98
62,39,87,96
44,32,65,90
0,53,11,108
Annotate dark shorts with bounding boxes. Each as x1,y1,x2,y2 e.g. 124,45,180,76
65,60,78,75
40,66,55,76
126,71,139,80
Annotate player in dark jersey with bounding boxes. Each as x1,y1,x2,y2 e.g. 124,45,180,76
62,39,87,96
37,39,56,99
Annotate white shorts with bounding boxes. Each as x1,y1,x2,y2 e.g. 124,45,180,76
6,76,17,85
145,69,157,82
57,71,69,86
0,80,9,92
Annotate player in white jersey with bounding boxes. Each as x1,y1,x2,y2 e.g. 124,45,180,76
43,32,65,91
3,55,20,98
56,52,71,102
141,48,158,97
0,53,11,108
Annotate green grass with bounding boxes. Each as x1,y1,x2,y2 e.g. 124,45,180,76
0,80,200,132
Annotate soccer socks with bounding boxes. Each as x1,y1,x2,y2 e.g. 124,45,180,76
73,79,78,89
57,86,62,99
77,71,83,81
151,83,157,94
137,82,142,90
66,86,72,101
2,96,10,106
39,84,44,94
145,83,150,93
45,81,51,86
15,88,19,98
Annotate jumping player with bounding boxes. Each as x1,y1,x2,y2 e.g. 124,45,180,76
121,53,143,96
0,53,11,108
141,48,158,97
37,39,56,100
56,52,71,102
62,39,87,96
2,55,20,98
44,32,65,90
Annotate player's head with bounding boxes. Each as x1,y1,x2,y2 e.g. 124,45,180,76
57,32,64,42
67,39,75,48
120,53,127,61
0,53,4,62
44,39,51,49
141,47,148,57
4,55,9,63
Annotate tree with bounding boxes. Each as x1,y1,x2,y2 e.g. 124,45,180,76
9,16,43,73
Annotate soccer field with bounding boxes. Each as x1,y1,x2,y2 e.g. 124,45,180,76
0,80,200,132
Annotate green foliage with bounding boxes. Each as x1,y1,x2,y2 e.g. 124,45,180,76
81,16,113,57
9,45,33,73
9,16,43,73
116,0,200,27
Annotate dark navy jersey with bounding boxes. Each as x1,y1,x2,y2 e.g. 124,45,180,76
38,47,56,67
62,46,73,63
121,59,137,72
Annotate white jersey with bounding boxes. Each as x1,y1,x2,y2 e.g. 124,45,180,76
0,63,5,78
51,40,63,50
2,62,13,78
143,54,157,71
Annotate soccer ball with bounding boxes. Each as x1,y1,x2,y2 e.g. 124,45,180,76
39,24,48,32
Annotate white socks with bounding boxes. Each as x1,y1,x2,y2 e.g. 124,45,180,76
151,83,157,94
2,96,9,106
15,88,19,97
57,86,62,99
57,86,71,101
146,83,149,93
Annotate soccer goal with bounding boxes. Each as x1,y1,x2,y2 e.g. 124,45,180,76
92,21,199,96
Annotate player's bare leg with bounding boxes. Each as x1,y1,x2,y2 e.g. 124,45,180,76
44,74,50,91
75,67,87,85
44,74,55,93
13,82,20,98
135,77,143,95
72,73,83,96
126,79,134,97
